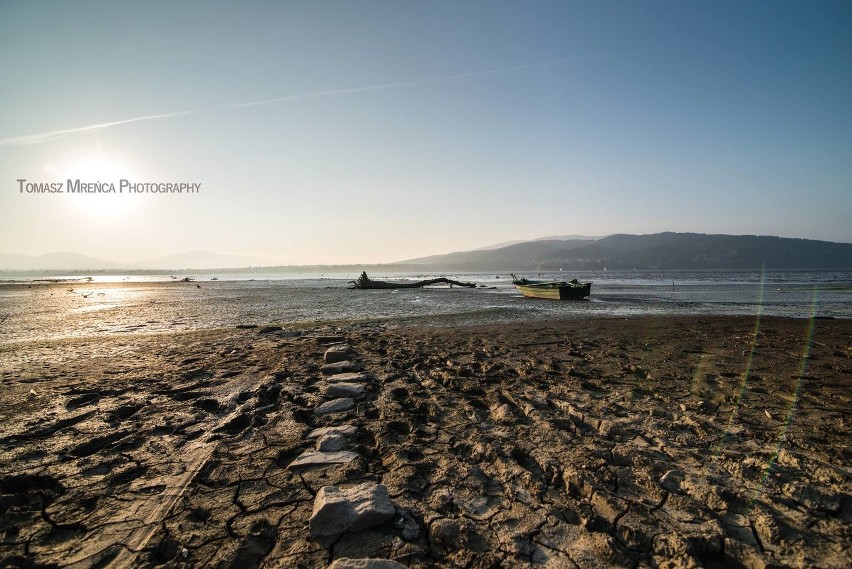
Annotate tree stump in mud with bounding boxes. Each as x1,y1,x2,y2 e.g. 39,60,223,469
349,271,476,290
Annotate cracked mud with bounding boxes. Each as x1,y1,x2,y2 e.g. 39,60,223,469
1,316,849,568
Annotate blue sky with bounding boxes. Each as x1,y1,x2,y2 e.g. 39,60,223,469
1,1,850,265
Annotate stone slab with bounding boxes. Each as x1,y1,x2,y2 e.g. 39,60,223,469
325,383,366,399
321,361,353,375
314,398,355,415
317,433,347,452
310,483,395,540
327,372,369,383
287,450,360,470
328,559,406,569
307,425,358,440
324,345,351,364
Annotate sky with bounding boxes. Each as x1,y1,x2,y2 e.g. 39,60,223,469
1,0,850,266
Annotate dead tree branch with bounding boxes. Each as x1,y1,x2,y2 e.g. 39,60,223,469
349,271,476,290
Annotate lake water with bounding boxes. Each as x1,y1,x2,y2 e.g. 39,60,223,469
0,270,849,345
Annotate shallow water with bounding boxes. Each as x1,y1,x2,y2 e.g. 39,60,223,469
0,270,849,345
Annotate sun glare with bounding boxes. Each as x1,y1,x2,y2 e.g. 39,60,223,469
62,155,136,218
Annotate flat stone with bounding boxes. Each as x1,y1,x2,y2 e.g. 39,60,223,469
314,398,355,415
328,559,406,569
317,433,347,452
326,382,366,398
328,372,369,383
310,483,395,540
322,361,353,375
287,450,360,470
307,425,358,440
324,345,351,363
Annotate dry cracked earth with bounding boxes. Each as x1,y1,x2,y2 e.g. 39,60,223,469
1,316,850,568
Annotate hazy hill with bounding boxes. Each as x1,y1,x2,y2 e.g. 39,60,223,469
399,240,590,269
0,252,122,271
132,250,262,270
2,233,850,273
545,233,852,270
0,250,261,272
398,233,852,271
472,234,602,251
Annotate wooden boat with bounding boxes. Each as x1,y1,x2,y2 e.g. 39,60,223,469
511,274,591,300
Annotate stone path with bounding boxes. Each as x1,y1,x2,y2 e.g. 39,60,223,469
287,340,402,566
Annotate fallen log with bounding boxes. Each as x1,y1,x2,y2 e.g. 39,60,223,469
349,271,476,290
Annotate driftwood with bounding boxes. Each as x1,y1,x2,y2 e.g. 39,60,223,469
349,271,476,290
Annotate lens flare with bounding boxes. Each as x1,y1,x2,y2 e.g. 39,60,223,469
749,286,819,508
711,271,766,460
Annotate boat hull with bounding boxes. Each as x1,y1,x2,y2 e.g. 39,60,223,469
515,282,591,300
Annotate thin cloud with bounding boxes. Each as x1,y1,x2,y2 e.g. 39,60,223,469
0,110,196,146
235,59,565,108
1,58,582,146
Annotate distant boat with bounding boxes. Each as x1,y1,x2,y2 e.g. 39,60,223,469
511,274,591,300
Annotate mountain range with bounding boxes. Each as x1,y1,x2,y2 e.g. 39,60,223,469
0,250,262,272
1,233,850,273
399,233,852,271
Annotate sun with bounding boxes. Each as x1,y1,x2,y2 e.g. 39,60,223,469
63,155,136,217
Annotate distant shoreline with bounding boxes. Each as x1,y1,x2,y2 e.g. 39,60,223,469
2,266,852,280
3,232,851,274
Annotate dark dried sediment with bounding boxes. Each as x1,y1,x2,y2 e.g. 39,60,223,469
0,316,849,567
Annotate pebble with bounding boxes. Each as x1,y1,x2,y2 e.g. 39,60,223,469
491,403,514,421
659,469,685,492
391,511,420,542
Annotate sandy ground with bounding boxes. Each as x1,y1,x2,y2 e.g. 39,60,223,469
0,316,849,568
